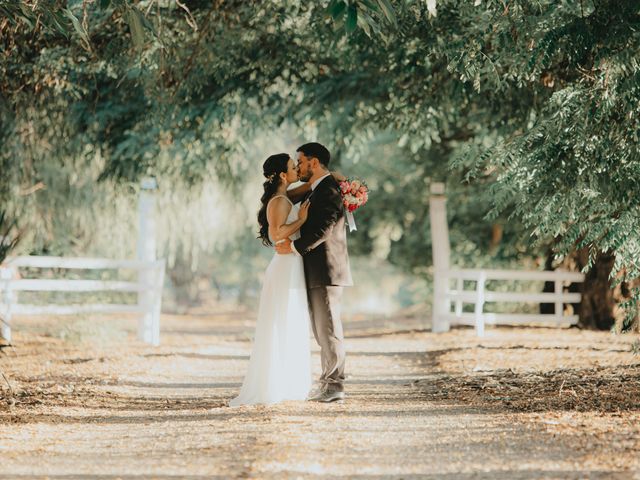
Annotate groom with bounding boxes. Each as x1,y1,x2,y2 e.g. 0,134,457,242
276,142,353,402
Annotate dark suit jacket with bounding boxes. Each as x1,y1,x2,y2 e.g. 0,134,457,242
293,176,353,288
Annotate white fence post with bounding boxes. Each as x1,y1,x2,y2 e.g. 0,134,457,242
455,276,463,318
429,182,451,332
0,267,13,342
474,272,486,337
554,278,563,324
150,260,165,347
137,177,160,345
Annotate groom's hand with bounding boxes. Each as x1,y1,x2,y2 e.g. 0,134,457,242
275,238,293,254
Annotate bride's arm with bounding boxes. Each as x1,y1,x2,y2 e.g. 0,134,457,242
268,198,311,243
286,171,346,203
287,183,310,204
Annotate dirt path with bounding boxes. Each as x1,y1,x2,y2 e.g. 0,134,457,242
1,313,639,479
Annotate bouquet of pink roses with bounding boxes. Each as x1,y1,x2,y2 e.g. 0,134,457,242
338,178,369,231
339,178,369,212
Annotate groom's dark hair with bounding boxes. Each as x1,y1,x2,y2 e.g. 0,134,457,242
297,142,330,167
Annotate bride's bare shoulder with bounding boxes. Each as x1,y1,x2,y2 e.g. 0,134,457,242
267,195,293,216
268,194,293,207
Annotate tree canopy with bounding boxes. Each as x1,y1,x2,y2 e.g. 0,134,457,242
2,0,639,328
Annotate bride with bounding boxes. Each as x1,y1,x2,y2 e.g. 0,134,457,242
229,153,313,406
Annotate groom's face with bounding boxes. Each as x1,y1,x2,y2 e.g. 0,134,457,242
296,152,313,182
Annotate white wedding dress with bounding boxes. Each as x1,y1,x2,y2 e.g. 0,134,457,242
229,195,312,406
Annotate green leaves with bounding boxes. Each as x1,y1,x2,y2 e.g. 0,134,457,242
1,2,70,36
0,0,157,51
326,0,397,38
123,5,148,50
62,8,91,50
328,0,347,19
376,0,397,25
346,4,358,34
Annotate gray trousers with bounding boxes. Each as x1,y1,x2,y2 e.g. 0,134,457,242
307,286,345,392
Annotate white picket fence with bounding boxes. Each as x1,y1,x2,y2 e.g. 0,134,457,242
429,182,585,335
0,255,165,345
441,267,584,336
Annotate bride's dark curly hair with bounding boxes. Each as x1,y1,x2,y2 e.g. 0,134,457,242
257,153,290,246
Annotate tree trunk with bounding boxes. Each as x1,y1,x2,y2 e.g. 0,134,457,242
540,250,556,316
574,250,616,330
167,254,199,311
541,248,638,330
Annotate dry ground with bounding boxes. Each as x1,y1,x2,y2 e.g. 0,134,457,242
1,311,639,479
